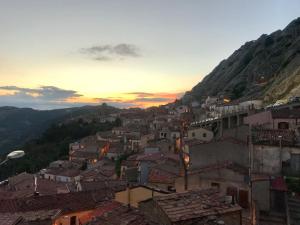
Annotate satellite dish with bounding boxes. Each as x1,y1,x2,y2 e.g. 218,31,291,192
7,150,25,159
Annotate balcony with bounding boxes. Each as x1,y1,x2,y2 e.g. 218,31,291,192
252,128,297,146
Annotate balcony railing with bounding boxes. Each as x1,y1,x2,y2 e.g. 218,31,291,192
252,128,297,146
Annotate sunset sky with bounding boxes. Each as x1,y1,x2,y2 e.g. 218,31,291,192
0,0,299,109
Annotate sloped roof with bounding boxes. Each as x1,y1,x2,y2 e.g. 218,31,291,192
0,190,112,214
79,180,127,192
271,108,300,119
85,204,156,225
0,213,22,225
150,189,241,223
70,150,99,159
189,161,248,176
79,201,121,224
0,178,71,199
43,168,80,177
148,169,175,184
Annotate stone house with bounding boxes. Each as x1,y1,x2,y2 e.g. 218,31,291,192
114,185,169,207
187,127,214,142
42,168,81,183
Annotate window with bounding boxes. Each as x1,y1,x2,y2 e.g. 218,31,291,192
192,132,195,137
70,216,76,225
278,122,289,130
211,182,220,189
203,133,207,138
238,189,249,208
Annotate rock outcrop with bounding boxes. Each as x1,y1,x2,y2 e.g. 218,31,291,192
184,17,300,104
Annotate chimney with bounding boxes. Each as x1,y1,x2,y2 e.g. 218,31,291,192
127,183,131,209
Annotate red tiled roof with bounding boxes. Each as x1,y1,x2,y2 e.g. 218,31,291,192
0,190,113,214
189,161,248,175
271,177,288,192
148,168,178,184
79,180,126,192
80,166,116,181
0,213,22,225
136,152,179,162
0,209,62,225
8,172,34,187
0,178,71,200
70,151,99,159
85,205,155,225
79,201,121,224
150,189,241,223
136,152,164,161
164,153,180,162
43,168,80,177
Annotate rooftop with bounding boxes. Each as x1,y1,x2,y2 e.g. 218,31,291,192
0,190,113,214
0,209,61,225
150,189,241,223
85,204,155,225
43,168,81,177
79,180,127,192
70,150,99,160
0,178,71,199
271,108,300,119
189,161,248,176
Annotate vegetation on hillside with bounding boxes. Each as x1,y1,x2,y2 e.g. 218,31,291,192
0,104,120,154
0,118,121,180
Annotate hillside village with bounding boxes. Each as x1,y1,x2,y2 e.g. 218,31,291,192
1,96,300,225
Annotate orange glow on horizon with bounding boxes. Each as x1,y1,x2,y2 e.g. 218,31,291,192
64,91,182,108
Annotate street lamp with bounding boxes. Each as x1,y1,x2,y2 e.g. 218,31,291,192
0,150,25,166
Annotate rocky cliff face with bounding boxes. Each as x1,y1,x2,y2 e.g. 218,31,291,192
184,17,300,104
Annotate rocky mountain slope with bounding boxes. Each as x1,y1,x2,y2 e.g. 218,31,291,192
184,17,300,104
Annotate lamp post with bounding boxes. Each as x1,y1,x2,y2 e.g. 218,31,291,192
0,150,25,166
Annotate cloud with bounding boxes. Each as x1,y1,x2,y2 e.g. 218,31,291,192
0,86,182,109
0,86,82,100
134,97,170,102
80,43,140,61
125,92,154,97
94,92,183,108
0,86,83,109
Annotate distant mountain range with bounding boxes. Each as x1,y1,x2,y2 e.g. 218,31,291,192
0,105,120,154
183,17,300,104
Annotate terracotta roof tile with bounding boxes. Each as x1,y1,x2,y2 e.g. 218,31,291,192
0,213,22,225
86,205,156,225
151,189,241,223
0,190,112,214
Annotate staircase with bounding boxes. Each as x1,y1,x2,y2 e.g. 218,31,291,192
259,211,286,225
288,196,300,225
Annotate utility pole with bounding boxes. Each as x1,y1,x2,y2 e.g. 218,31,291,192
179,120,189,191
248,125,254,225
278,135,283,174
